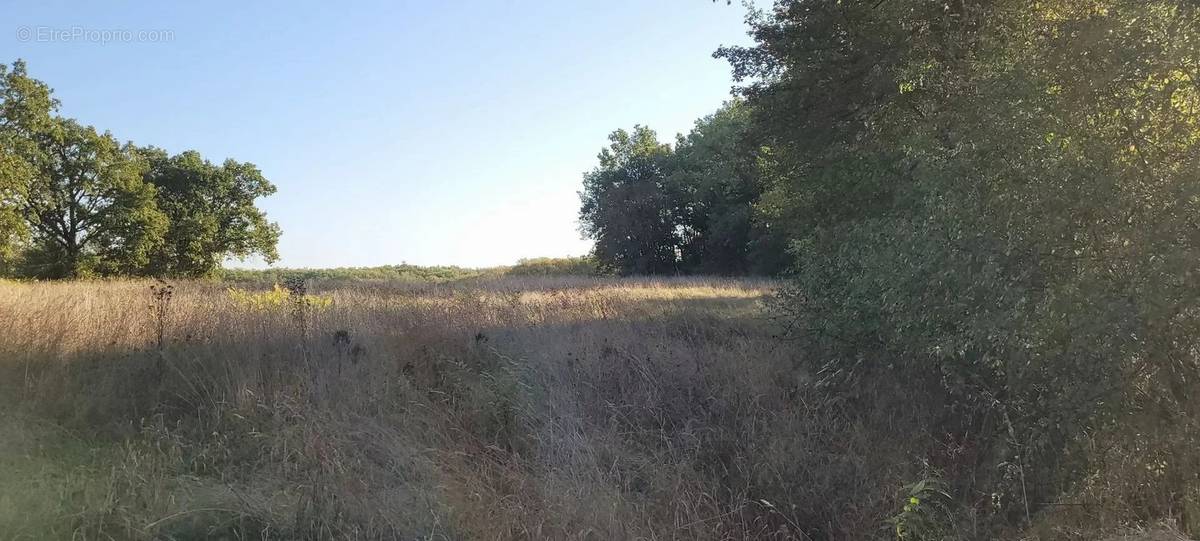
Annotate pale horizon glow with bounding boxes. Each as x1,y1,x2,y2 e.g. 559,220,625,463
4,0,766,269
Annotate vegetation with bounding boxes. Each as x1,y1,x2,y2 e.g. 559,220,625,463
220,257,602,284
0,60,279,279
1,277,795,539
221,263,487,284
579,103,782,276
734,2,1200,539
504,256,602,277
3,275,1186,540
226,283,333,310
4,0,1200,539
574,0,1200,538
138,148,280,278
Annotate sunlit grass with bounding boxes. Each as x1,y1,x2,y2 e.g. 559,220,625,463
0,276,792,540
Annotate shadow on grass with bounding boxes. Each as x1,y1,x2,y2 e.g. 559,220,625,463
0,287,801,540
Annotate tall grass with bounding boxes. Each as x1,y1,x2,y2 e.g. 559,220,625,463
0,278,1188,540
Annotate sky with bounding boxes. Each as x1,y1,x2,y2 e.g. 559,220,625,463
2,0,764,268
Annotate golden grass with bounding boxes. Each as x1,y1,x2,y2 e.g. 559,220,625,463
2,277,1183,540
7,276,882,540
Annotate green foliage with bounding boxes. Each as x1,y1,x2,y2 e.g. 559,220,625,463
0,62,37,268
12,117,166,278
2,61,168,278
221,258,604,284
139,148,281,278
666,102,780,274
221,263,485,283
505,256,602,276
227,283,332,311
718,0,1200,536
890,477,956,541
579,126,678,275
578,103,778,275
0,60,279,279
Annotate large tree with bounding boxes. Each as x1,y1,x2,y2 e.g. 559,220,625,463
579,105,782,276
579,126,679,275
1,60,166,278
0,60,50,270
0,60,281,279
718,0,1200,534
664,101,771,274
17,118,166,278
139,147,280,277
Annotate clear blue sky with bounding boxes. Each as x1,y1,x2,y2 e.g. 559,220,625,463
3,0,763,268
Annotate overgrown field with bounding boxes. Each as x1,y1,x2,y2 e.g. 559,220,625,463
0,278,1191,540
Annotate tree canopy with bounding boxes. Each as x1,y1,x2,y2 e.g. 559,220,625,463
0,60,280,278
579,101,779,275
579,125,677,275
139,148,280,277
580,0,1200,535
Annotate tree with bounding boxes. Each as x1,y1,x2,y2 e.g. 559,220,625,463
579,104,783,276
578,126,679,275
0,60,281,279
0,147,28,272
139,148,280,277
0,60,52,270
664,101,767,274
0,141,31,272
1,61,167,278
719,0,1200,534
14,118,166,278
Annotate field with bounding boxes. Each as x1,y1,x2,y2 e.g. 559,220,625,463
1,277,1191,541
0,276,842,540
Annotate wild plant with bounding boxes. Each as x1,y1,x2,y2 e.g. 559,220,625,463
149,279,174,351
226,283,332,311
148,280,174,383
890,476,956,541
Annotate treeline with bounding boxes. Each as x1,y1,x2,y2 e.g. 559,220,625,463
579,103,787,275
580,0,1200,537
222,264,483,284
222,256,601,283
0,60,279,279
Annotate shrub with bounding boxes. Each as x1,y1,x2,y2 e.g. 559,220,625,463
227,283,332,310
503,256,603,276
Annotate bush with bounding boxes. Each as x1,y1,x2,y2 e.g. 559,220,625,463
503,256,603,276
226,283,332,310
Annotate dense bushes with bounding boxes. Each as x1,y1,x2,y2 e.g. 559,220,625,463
504,256,601,276
581,0,1200,536
740,0,1200,537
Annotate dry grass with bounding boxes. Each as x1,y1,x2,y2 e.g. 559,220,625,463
1,276,868,540
3,277,1181,540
